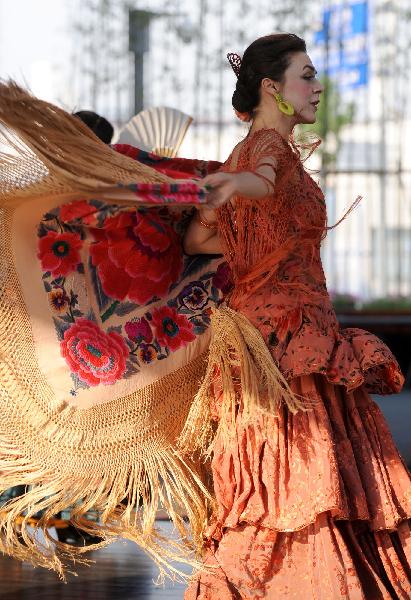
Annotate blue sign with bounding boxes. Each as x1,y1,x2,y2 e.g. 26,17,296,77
315,2,368,42
313,1,369,89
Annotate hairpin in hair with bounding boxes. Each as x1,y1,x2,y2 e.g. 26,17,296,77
227,52,242,78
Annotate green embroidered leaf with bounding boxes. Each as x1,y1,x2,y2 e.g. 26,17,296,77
114,301,139,317
107,325,122,334
89,259,111,310
101,301,120,322
70,372,90,390
60,314,75,323
52,317,72,341
181,256,214,280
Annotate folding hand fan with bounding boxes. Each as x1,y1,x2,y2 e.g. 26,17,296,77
117,106,193,158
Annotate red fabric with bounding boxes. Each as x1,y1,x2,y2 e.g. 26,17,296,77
186,375,411,599
89,210,183,305
186,128,410,598
113,143,222,179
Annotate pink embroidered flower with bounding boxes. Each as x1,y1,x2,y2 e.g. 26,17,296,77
212,262,234,295
125,317,153,343
89,211,183,305
151,305,195,351
60,318,129,386
59,200,96,225
38,231,83,277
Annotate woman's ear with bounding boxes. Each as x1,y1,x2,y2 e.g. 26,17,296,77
261,78,279,95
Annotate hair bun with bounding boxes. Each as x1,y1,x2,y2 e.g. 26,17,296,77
232,81,255,114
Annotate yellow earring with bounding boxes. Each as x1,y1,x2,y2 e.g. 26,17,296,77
274,92,295,116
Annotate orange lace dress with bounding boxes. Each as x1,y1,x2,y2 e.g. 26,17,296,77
185,129,411,599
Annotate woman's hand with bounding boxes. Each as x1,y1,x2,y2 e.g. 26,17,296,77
200,173,238,209
200,164,277,207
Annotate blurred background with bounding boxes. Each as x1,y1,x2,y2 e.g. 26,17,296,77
0,0,409,438
0,0,411,436
0,3,410,597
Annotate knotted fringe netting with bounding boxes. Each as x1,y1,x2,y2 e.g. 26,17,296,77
0,81,302,580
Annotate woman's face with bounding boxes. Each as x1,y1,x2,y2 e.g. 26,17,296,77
279,52,323,124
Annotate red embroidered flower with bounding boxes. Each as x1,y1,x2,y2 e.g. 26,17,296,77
59,200,96,225
89,210,183,305
151,305,195,351
125,317,153,343
60,318,129,386
38,231,83,277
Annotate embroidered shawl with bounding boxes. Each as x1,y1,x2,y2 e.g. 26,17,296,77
0,83,299,580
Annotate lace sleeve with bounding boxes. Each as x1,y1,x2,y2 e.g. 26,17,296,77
249,128,291,173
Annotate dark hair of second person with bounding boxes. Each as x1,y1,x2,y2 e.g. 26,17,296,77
73,110,114,144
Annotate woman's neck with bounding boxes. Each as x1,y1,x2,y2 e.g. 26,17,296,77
249,110,296,141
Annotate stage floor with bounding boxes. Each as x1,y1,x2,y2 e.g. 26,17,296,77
0,522,188,599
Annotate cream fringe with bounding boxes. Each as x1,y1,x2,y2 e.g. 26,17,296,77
178,304,309,455
0,81,211,581
0,81,309,580
0,80,170,203
0,352,211,582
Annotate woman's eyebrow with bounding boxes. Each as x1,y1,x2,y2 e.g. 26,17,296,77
303,65,317,74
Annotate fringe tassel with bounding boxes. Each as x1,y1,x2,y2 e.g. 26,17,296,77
178,304,309,455
0,446,209,582
0,80,169,200
0,354,212,582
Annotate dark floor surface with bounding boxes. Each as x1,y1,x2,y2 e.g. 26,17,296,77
0,522,188,600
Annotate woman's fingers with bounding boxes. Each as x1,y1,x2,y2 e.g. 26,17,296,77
205,184,235,208
199,173,237,208
201,172,232,188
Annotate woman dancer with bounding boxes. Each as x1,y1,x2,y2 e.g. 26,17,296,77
183,33,411,599
0,33,410,599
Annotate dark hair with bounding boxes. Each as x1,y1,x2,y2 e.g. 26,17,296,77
232,33,306,116
73,110,114,144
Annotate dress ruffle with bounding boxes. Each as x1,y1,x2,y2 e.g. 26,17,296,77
207,374,411,536
186,518,411,599
186,374,411,599
185,127,409,598
249,302,404,395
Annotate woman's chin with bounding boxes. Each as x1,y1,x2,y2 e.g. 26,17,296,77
299,112,317,125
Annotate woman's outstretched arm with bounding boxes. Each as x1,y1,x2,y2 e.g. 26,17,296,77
183,157,277,255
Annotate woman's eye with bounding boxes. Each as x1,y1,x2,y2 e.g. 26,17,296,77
303,75,315,80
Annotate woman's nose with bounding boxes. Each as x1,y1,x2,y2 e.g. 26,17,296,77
315,80,325,94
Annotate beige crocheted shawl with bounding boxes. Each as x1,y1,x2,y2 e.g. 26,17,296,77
0,83,300,581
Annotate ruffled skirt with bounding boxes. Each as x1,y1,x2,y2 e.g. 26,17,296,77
185,374,411,599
